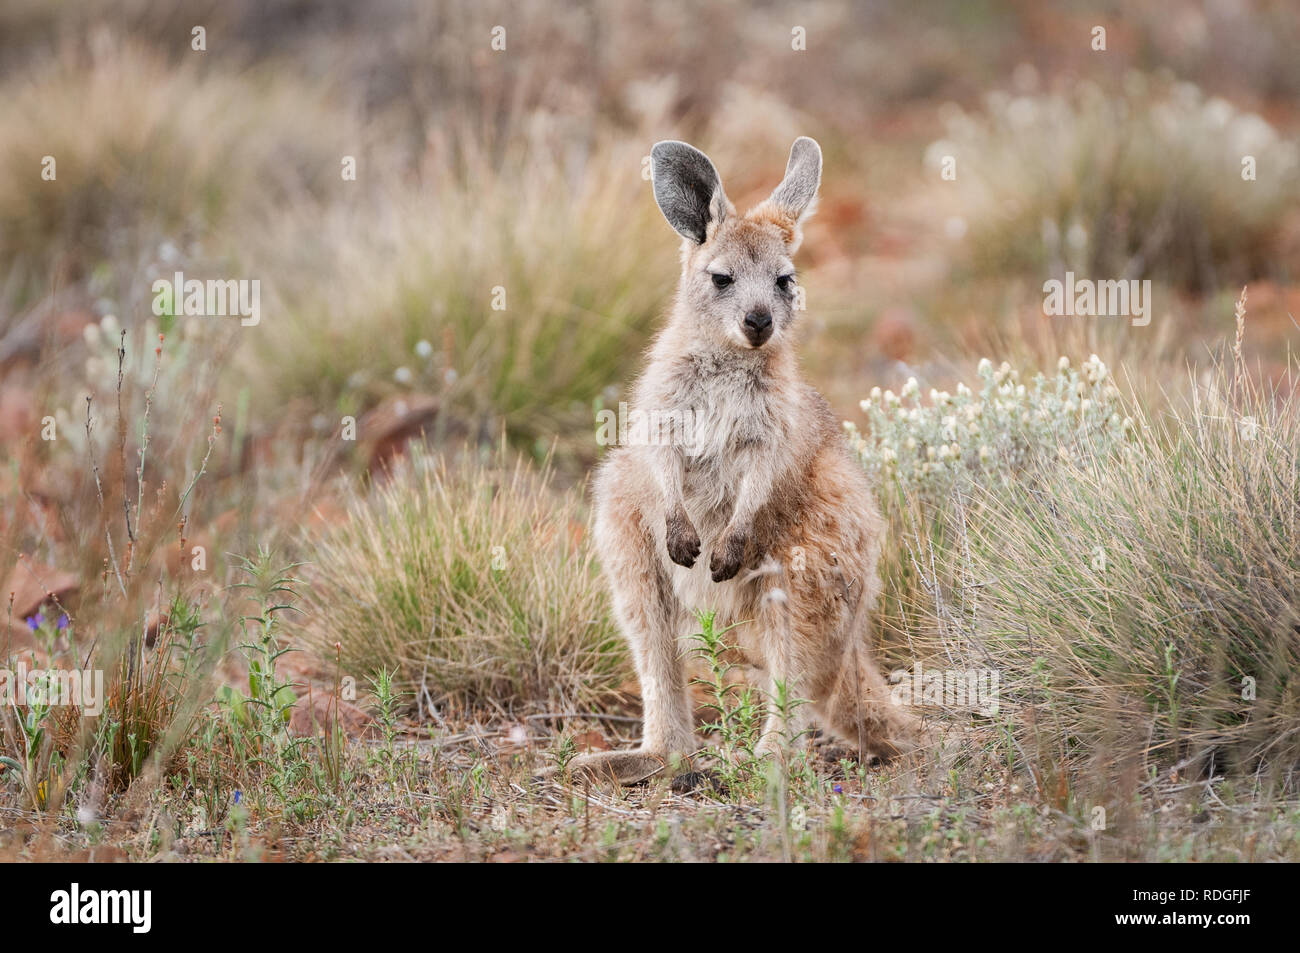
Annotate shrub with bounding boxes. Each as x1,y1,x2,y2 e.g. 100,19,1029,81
875,293,1300,780
849,352,1134,652
961,333,1300,778
845,353,1132,506
0,332,226,812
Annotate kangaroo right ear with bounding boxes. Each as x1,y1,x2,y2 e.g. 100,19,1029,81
650,141,728,244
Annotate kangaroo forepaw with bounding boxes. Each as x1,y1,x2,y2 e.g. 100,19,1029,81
709,528,748,582
666,511,701,568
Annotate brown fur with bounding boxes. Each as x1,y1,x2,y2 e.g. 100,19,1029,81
744,200,798,246
568,138,915,784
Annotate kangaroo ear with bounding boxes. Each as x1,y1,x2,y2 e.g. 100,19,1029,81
768,136,822,225
650,140,728,244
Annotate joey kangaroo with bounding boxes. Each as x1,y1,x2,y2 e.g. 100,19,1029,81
573,137,915,784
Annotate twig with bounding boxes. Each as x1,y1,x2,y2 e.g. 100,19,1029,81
127,333,164,574
175,404,222,521
85,396,127,599
115,329,135,551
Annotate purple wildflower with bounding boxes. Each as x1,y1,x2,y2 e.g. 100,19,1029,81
234,790,242,804
57,614,68,630
833,784,843,794
25,613,44,631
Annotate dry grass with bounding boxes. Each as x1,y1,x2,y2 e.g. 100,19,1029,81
934,76,1300,292
302,446,628,715
246,133,672,455
0,34,347,317
903,295,1300,792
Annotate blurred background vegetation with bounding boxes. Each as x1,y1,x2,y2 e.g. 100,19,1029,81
2,0,1300,859
3,1,1297,467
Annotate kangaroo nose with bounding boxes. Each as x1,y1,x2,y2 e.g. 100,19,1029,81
743,309,773,345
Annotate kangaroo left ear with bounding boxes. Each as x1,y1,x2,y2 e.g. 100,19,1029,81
749,137,822,252
650,140,729,244
769,136,822,226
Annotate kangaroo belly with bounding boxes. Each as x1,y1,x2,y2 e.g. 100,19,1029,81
668,556,759,628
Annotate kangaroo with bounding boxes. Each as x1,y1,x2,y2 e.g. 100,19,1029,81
572,137,915,784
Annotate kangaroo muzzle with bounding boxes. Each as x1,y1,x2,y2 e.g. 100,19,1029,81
743,308,773,347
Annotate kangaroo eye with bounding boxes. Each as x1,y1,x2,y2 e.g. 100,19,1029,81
711,273,733,290
776,274,795,293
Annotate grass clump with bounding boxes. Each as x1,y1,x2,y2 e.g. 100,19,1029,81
962,300,1300,779
857,291,1300,789
0,35,346,315
1,331,230,816
252,138,672,455
303,446,627,714
934,74,1300,291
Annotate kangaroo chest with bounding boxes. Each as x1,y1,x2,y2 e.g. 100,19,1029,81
673,366,786,522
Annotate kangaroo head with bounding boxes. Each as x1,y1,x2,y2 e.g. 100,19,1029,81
650,136,821,351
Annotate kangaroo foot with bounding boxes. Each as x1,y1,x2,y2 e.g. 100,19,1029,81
557,749,677,786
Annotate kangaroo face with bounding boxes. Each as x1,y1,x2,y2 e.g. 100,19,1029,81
681,219,795,349
651,137,822,352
